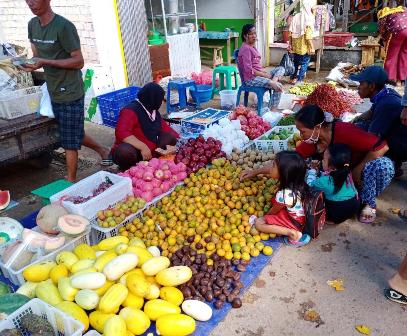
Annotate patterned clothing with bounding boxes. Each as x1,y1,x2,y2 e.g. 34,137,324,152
275,188,305,220
245,66,285,108
290,26,314,56
51,97,85,150
360,157,395,208
378,8,407,42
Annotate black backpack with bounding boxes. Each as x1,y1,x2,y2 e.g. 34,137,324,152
291,190,326,239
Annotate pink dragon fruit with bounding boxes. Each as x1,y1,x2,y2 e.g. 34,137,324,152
163,170,172,180
160,181,171,193
152,187,162,197
143,191,154,202
176,172,188,182
151,178,161,188
129,166,139,177
141,182,153,192
143,169,154,182
149,158,161,169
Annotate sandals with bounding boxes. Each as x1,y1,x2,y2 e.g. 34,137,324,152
283,234,311,247
384,288,407,305
359,206,376,224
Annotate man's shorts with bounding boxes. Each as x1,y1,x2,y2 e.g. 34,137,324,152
51,97,85,150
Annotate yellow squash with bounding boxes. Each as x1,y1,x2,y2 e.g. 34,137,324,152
22,260,56,282
127,246,153,266
94,250,117,272
98,283,128,314
156,314,196,336
155,266,192,287
56,301,89,332
49,264,69,284
103,315,127,336
141,256,170,276
119,269,145,286
58,277,78,302
55,251,78,270
74,243,96,260
120,307,150,335
16,281,38,299
143,299,181,321
36,280,62,306
98,236,129,251
93,280,114,296
70,259,95,274
126,273,150,298
122,291,144,310
160,287,184,306
89,311,114,333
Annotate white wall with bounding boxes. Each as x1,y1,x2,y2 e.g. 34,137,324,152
196,0,254,19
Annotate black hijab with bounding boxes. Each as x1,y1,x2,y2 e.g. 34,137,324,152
125,82,165,144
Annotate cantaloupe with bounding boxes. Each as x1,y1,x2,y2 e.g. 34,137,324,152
36,204,68,235
58,214,89,236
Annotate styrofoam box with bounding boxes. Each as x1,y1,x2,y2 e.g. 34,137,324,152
89,183,183,245
0,298,84,335
253,126,297,153
50,171,132,221
0,228,90,286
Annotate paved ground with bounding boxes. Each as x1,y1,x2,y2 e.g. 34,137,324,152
1,73,406,336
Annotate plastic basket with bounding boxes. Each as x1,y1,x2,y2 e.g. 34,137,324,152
0,228,90,286
89,183,182,245
97,86,140,128
190,84,212,104
0,86,42,120
50,171,133,221
253,126,297,153
0,298,84,335
324,32,354,47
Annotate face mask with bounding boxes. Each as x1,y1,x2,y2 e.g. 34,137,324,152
303,124,322,144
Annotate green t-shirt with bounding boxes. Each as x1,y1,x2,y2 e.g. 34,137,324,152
28,14,84,103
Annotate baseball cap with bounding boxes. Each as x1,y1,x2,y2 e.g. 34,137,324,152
349,65,388,85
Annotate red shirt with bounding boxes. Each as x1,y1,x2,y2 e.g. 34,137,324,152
112,108,179,152
296,121,387,167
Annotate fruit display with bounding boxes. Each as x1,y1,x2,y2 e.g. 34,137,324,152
305,84,354,118
229,106,271,140
288,82,317,96
119,158,277,261
337,89,363,105
202,118,250,155
227,148,275,171
171,246,245,310
96,196,146,229
259,128,294,141
118,158,187,203
277,114,295,126
175,136,226,175
0,190,10,210
288,133,303,150
64,177,114,204
16,236,198,335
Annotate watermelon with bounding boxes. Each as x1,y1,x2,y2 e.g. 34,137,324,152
0,190,10,210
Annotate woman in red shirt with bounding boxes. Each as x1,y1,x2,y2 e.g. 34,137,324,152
241,105,395,223
111,83,179,171
294,105,394,223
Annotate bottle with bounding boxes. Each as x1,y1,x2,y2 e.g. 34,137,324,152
200,21,206,31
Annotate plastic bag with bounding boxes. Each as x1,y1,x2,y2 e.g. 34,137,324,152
39,83,54,118
279,53,295,77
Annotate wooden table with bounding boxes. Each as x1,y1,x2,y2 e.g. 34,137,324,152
199,31,240,65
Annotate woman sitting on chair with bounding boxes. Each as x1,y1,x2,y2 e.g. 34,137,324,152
238,24,284,110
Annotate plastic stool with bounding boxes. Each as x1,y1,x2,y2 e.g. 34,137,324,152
167,79,197,113
236,85,273,115
212,65,239,96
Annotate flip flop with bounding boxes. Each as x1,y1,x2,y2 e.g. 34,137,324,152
283,234,311,247
384,288,407,305
359,206,376,224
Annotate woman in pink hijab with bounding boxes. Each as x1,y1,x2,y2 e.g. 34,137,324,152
288,0,315,84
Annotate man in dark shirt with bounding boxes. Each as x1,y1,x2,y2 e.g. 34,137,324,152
23,0,111,182
351,66,407,177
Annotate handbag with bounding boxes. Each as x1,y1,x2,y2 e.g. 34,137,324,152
279,53,295,77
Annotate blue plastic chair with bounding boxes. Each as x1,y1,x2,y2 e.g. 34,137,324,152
167,79,197,113
234,49,273,115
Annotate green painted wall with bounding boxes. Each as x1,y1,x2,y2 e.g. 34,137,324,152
199,19,255,63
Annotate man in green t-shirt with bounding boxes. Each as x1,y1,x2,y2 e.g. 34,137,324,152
23,0,111,182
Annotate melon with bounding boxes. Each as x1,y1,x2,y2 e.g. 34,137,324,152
36,204,68,235
0,190,10,210
58,214,89,236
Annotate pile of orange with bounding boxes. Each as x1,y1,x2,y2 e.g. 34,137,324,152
119,158,279,263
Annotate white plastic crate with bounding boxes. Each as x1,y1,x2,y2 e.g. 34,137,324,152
50,171,132,221
89,183,183,244
0,228,90,286
0,298,84,335
253,126,297,153
0,86,42,120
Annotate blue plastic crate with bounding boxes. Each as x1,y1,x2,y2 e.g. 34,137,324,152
181,108,230,134
97,86,141,128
